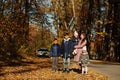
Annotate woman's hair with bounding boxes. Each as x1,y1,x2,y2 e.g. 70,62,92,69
80,33,86,44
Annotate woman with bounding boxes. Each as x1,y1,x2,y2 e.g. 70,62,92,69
73,33,87,64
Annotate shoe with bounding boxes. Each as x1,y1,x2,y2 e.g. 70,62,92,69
85,71,88,74
63,70,66,73
55,69,58,72
67,70,70,73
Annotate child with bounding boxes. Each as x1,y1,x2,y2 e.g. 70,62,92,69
71,30,79,56
79,46,89,74
50,38,61,72
61,33,72,73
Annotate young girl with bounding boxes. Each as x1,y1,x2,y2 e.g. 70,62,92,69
80,46,89,74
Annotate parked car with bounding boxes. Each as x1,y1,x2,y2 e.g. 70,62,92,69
36,48,49,57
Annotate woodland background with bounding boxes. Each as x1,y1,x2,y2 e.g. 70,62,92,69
0,0,120,63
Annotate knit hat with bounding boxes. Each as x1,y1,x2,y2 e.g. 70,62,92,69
83,46,87,51
74,31,78,37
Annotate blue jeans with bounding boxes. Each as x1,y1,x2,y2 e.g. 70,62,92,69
52,57,58,71
63,58,70,71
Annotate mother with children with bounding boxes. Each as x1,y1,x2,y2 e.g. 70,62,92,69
50,31,89,74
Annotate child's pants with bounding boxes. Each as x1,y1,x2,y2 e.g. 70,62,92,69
52,57,58,71
82,65,88,74
63,58,70,71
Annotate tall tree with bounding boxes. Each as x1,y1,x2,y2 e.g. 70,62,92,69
47,0,89,38
0,0,30,57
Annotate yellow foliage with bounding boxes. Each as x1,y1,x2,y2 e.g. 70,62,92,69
96,32,108,37
52,0,56,3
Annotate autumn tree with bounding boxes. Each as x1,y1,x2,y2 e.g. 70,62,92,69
29,0,55,51
0,0,30,58
47,0,88,38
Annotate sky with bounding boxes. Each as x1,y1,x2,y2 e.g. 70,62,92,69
29,0,57,36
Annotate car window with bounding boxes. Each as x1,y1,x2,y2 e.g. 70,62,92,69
38,48,48,51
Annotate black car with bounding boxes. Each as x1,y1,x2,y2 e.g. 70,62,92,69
36,48,49,57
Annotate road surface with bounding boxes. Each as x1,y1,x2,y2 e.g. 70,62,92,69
89,60,120,80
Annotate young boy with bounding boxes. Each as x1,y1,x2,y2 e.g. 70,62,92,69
61,33,72,73
50,38,61,72
79,46,89,74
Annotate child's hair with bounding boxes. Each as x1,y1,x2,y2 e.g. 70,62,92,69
82,49,88,55
64,32,69,36
82,50,87,53
53,38,57,41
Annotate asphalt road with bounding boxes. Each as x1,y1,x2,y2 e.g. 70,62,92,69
89,60,120,80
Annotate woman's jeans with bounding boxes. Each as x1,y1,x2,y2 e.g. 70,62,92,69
52,57,58,71
63,58,70,71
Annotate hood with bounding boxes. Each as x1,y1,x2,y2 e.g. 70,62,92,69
64,38,70,42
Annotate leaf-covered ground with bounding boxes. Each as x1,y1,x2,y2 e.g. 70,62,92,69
0,56,108,80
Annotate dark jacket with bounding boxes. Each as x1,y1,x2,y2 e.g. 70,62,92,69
71,36,80,50
50,44,61,57
61,38,72,58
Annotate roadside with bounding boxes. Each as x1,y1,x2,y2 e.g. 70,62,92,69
90,60,120,65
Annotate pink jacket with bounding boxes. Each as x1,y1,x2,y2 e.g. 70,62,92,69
73,40,87,62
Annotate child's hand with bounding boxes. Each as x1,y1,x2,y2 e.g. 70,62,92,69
58,57,61,59
88,62,90,64
68,54,70,56
51,57,52,59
